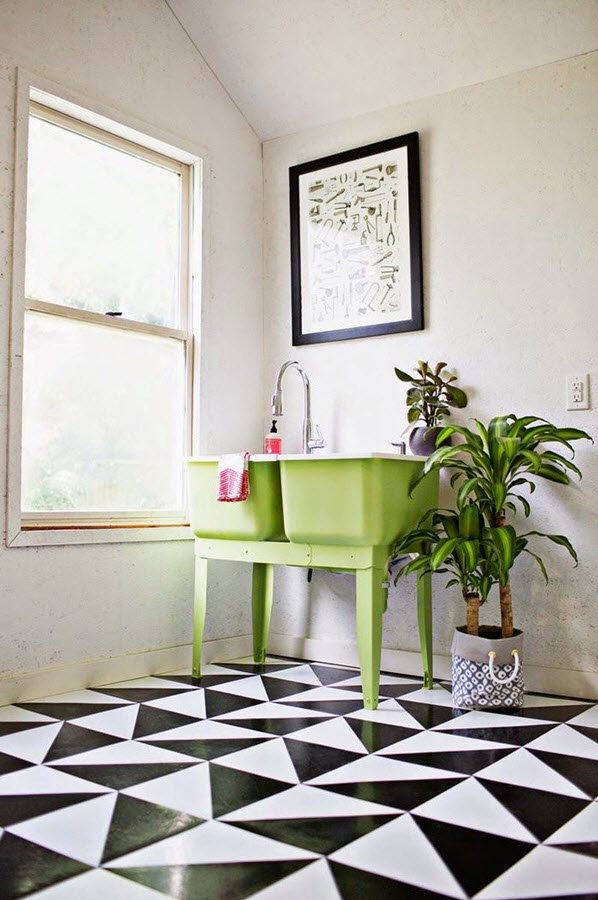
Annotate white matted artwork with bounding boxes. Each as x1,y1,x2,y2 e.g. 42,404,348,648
290,133,423,345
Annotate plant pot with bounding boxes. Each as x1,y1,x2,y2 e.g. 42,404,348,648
409,426,452,457
451,626,524,710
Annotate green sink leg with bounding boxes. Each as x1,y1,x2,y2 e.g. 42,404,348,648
252,562,274,664
192,556,208,679
417,568,433,689
356,566,386,710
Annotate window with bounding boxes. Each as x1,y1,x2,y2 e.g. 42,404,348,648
8,82,200,544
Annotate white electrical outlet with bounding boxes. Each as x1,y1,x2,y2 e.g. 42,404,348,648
567,374,590,410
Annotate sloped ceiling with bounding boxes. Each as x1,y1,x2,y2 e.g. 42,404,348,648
166,0,598,140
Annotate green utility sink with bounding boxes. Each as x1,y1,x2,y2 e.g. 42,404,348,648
187,457,285,541
279,453,438,546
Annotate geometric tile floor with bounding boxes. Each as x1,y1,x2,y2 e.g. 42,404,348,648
0,656,597,899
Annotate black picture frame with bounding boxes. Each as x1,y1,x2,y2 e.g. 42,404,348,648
289,132,423,345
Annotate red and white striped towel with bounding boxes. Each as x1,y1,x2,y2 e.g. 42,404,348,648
217,452,250,502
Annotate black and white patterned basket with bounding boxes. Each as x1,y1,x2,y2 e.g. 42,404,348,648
451,628,524,710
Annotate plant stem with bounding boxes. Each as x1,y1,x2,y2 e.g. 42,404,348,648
464,591,481,636
499,581,514,639
495,512,514,638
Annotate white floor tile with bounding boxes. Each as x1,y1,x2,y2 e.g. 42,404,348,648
476,748,589,798
376,729,513,755
143,690,206,719
216,702,326,721
207,675,269,701
9,793,117,866
413,777,537,842
222,784,398,822
213,737,299,784
346,705,423,730
309,752,462,786
49,739,196,766
0,764,113,795
288,718,368,754
0,722,62,763
525,723,598,760
72,705,139,739
250,858,342,900
330,814,466,898
107,820,317,867
121,762,211,819
545,800,598,844
476,845,598,899
27,868,166,899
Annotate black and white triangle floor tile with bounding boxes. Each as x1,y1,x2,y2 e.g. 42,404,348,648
0,655,595,899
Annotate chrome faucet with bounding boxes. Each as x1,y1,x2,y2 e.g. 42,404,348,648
271,361,325,454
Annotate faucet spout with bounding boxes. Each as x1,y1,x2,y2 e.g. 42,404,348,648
271,361,325,454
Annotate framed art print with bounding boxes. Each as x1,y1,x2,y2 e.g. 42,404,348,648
289,132,423,345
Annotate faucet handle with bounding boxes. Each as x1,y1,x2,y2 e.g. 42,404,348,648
307,423,326,451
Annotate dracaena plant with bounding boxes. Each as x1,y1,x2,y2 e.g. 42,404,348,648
393,504,497,636
409,415,592,638
395,361,468,427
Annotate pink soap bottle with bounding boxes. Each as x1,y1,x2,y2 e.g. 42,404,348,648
264,420,282,454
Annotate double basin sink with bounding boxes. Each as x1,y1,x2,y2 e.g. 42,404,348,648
187,453,435,548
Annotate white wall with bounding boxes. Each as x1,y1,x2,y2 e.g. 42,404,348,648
263,53,598,695
0,0,263,688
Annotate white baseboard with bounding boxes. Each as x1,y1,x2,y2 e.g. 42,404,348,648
268,632,598,701
0,635,253,705
3,631,596,705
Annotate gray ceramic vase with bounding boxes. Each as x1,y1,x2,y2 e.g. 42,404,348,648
408,425,451,457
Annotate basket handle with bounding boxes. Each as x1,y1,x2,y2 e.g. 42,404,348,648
488,649,520,685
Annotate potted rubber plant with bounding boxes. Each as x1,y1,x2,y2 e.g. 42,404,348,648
394,361,468,456
395,414,592,708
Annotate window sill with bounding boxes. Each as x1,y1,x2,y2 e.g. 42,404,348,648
7,523,194,548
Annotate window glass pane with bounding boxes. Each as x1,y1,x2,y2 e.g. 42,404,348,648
25,115,181,327
22,312,186,512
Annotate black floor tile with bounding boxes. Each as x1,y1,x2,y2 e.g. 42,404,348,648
111,859,313,900
439,723,558,745
0,722,51,739
386,747,516,775
0,753,33,777
281,699,365,716
399,701,467,729
43,722,122,762
325,777,463,811
571,724,598,743
330,860,455,900
132,706,200,739
556,842,598,860
91,688,190,704
145,737,272,761
208,762,290,817
413,815,534,896
49,762,197,790
261,677,316,701
529,749,598,798
101,795,203,863
220,716,332,736
284,738,362,781
479,777,591,841
310,664,358,685
231,813,396,855
346,719,419,752
0,793,102,828
15,702,125,721
0,832,89,899
218,663,298,675
204,691,262,719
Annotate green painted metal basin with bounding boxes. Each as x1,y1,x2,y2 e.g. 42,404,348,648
279,453,438,546
187,457,285,541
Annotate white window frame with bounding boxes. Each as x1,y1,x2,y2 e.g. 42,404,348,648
7,70,206,547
